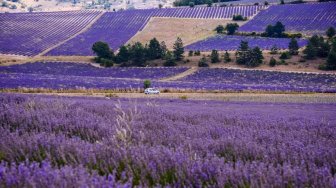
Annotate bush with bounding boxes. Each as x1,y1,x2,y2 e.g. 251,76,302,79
278,59,288,65
224,51,231,63
194,50,201,56
264,1,269,5
279,51,291,59
326,27,335,38
198,56,209,67
225,23,239,35
164,51,177,66
269,57,277,67
288,38,299,55
215,25,225,34
144,80,151,89
270,45,278,54
189,2,194,7
188,50,194,56
210,50,220,63
232,15,247,21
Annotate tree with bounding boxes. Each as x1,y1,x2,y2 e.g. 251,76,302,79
326,50,336,70
288,38,299,55
264,1,269,5
188,50,194,56
189,2,195,7
147,38,162,60
158,4,163,8
280,0,285,4
129,42,147,67
206,0,212,7
245,47,263,67
303,42,317,60
239,40,249,51
269,57,277,67
225,23,239,35
144,80,151,89
215,25,225,34
236,41,250,65
115,45,129,64
92,41,114,59
326,27,336,39
164,51,177,66
173,37,184,61
232,15,246,21
317,41,331,58
224,51,231,62
210,50,220,63
160,41,168,57
198,56,209,67
273,22,285,37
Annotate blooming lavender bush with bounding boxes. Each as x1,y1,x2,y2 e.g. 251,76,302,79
185,35,307,51
0,10,101,56
0,94,335,187
239,2,336,35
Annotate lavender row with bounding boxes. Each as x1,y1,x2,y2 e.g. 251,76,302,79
239,2,336,35
0,94,335,187
0,62,188,79
185,35,307,51
0,10,101,56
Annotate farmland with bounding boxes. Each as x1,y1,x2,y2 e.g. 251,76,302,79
185,35,308,51
0,93,335,187
1,62,335,92
0,2,336,187
128,18,245,49
239,2,336,35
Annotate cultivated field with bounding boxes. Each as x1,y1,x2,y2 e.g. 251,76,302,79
0,93,335,187
129,18,246,49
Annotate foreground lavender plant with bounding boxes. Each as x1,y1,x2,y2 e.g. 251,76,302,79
0,94,335,187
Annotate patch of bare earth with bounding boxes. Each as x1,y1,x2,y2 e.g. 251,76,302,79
128,17,246,49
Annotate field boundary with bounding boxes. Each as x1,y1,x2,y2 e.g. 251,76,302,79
36,11,105,57
160,67,198,81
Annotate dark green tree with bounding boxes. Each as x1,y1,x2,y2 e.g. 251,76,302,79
317,41,331,58
164,51,177,66
129,42,147,67
189,2,195,7
115,45,129,64
206,0,212,7
273,22,285,37
236,41,250,65
326,50,336,70
160,41,168,57
326,27,336,39
245,47,263,67
225,23,239,35
147,38,163,60
265,25,274,37
303,42,317,60
173,37,184,61
224,51,231,62
92,41,114,59
288,38,299,55
269,57,277,67
210,50,220,63
198,56,209,67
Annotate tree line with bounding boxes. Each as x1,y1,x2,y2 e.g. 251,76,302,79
92,37,185,67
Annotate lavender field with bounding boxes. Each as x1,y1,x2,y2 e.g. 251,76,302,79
185,35,307,51
1,62,336,92
0,93,335,187
0,10,101,56
239,2,336,35
46,6,265,56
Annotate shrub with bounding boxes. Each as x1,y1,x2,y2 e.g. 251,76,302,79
215,25,225,34
144,80,151,89
326,27,335,39
225,23,239,35
269,57,277,67
210,50,220,63
179,95,188,100
189,2,195,7
288,38,299,55
194,50,201,56
224,51,231,63
188,50,194,56
198,56,209,67
279,51,291,59
270,45,278,54
232,15,247,21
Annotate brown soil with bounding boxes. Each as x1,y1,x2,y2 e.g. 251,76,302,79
128,17,246,49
